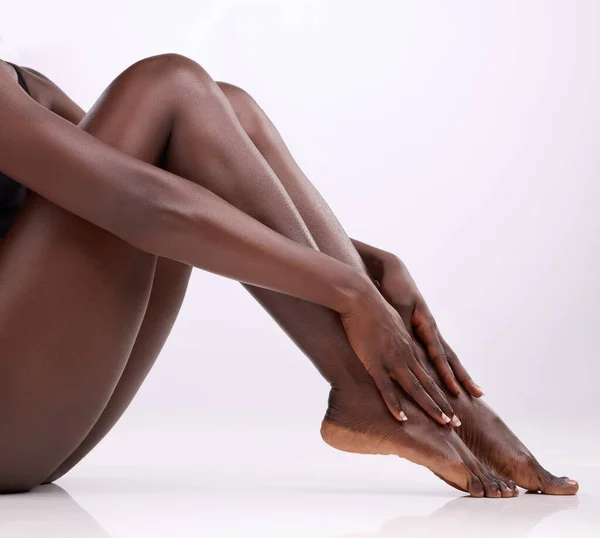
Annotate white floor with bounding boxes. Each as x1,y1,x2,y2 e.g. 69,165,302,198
1,416,598,538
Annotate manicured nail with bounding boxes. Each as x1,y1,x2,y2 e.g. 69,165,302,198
399,411,408,421
451,415,462,427
441,413,451,424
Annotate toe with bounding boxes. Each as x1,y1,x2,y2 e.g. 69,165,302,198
468,475,485,498
512,453,579,495
450,439,508,498
507,480,519,496
539,472,579,495
482,477,502,498
498,480,514,498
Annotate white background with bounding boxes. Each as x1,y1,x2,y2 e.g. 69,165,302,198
1,1,599,537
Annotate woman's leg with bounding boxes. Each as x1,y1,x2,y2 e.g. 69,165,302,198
0,188,158,493
0,56,216,492
215,83,578,495
41,54,512,497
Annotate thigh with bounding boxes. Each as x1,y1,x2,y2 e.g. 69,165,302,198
0,189,157,492
43,255,193,484
0,57,182,493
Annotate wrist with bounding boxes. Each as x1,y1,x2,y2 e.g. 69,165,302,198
332,268,379,315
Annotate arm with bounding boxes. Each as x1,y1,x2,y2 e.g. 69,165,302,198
351,238,484,397
0,70,457,424
0,67,365,313
23,72,466,406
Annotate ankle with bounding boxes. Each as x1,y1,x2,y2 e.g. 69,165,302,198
324,380,385,424
325,354,374,392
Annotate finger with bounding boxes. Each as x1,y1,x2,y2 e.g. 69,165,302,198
413,314,461,395
391,367,451,426
370,368,408,422
439,334,484,397
411,360,462,427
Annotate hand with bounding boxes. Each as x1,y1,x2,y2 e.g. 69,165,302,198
371,253,483,398
340,282,459,426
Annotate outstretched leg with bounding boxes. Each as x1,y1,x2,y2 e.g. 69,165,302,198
43,55,513,496
216,83,577,495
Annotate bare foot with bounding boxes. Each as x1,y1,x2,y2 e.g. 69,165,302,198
448,396,578,495
320,383,518,498
416,347,579,495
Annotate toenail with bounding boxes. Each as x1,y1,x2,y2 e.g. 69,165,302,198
451,415,462,427
441,413,451,424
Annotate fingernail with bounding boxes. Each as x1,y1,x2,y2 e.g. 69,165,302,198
476,385,485,395
451,415,462,427
565,479,578,485
441,413,451,424
399,411,408,421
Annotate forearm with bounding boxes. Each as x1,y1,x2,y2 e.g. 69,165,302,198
139,176,374,314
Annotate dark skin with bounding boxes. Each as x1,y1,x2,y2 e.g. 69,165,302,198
0,56,577,495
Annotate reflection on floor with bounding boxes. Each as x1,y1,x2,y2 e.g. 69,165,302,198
0,470,597,537
0,418,598,537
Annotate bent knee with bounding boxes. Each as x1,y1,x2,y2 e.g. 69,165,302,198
217,82,266,137
124,53,216,95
